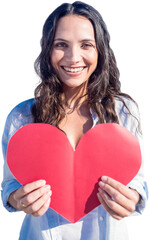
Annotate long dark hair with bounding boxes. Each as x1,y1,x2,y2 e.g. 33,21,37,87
32,1,139,130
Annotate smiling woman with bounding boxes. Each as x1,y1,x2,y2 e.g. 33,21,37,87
1,1,148,240
50,14,99,148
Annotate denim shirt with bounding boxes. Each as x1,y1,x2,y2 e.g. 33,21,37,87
1,98,148,240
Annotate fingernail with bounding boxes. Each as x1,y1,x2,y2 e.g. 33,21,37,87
101,176,108,183
46,190,52,196
40,180,46,185
98,187,103,193
99,181,105,188
44,185,51,190
47,199,51,205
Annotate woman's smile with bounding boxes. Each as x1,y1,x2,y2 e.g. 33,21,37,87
60,66,87,77
61,66,86,73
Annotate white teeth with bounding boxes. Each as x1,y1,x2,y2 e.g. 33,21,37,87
63,67,84,73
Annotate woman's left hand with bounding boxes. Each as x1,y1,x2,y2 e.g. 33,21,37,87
97,176,140,220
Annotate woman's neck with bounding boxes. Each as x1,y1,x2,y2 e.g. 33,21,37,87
62,83,88,110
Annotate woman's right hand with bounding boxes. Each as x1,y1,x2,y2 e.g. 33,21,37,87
8,180,52,217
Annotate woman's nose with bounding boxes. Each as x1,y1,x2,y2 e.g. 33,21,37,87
65,46,82,64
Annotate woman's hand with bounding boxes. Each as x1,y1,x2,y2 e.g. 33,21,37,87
8,180,52,217
97,176,140,220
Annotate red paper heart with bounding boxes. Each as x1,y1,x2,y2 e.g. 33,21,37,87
7,123,141,222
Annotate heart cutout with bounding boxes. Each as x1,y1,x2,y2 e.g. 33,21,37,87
7,123,141,222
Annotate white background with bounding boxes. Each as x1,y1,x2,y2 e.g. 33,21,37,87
0,0,149,239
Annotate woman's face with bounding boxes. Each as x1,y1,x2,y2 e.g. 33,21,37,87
51,15,98,89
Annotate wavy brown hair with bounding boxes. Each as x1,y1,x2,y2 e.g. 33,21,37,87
32,1,140,131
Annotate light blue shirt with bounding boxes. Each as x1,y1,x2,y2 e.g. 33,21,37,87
1,98,148,240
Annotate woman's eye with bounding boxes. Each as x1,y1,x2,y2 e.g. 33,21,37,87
81,43,94,49
54,42,68,48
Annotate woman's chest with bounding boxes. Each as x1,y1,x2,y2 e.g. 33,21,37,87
58,110,93,150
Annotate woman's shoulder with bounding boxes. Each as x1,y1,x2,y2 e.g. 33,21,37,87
115,96,139,118
8,98,35,116
114,96,141,136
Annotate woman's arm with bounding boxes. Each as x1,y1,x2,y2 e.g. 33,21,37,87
98,98,148,219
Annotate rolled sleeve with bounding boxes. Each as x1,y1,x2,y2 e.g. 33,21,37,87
115,98,148,215
1,179,22,212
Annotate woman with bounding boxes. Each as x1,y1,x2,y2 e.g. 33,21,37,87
1,1,147,239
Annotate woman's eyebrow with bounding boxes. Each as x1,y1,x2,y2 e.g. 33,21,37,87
54,38,69,42
53,38,95,42
79,39,96,42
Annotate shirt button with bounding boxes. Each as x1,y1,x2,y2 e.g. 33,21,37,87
100,216,103,221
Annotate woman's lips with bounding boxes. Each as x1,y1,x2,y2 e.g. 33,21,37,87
61,66,86,74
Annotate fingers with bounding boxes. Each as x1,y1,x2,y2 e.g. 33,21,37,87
97,190,131,220
14,180,46,200
97,176,140,220
20,185,51,209
32,197,51,217
24,190,52,217
100,176,138,203
98,178,136,212
12,180,52,217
